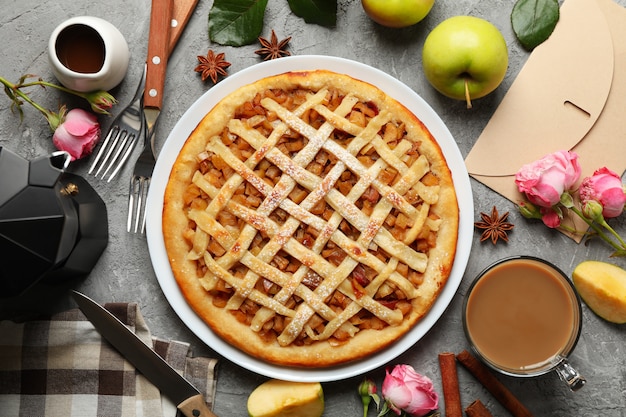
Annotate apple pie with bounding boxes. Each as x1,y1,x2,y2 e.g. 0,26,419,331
163,70,459,367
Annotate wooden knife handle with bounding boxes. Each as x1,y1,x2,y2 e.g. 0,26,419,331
178,394,219,417
168,0,199,54
144,0,173,109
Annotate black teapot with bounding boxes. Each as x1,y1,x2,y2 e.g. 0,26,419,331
0,147,108,297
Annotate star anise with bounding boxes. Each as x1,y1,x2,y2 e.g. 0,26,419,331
255,30,292,60
195,50,231,84
474,206,515,244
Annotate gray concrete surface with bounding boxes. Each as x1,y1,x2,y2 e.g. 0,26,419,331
2,0,626,416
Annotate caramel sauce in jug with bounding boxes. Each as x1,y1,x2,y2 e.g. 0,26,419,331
55,24,105,74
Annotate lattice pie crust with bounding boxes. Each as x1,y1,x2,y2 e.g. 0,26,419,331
163,70,459,367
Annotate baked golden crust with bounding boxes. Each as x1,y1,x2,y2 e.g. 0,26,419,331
163,70,459,367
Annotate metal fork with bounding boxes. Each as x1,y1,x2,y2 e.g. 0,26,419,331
126,120,157,233
127,0,172,234
88,67,146,182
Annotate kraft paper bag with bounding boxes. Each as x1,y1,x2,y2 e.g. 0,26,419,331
465,0,626,240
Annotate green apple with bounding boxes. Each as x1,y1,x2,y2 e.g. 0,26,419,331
422,16,508,108
247,379,324,417
361,0,435,28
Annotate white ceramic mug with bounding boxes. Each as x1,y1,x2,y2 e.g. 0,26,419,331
48,16,130,92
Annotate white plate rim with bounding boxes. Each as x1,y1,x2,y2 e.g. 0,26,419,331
146,55,473,382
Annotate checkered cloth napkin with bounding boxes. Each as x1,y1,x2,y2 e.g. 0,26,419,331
0,303,218,417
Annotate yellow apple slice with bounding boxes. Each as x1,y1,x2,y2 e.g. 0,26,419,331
572,260,626,324
247,379,324,417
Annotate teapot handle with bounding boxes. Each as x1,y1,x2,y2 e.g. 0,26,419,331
51,151,72,170
29,151,71,187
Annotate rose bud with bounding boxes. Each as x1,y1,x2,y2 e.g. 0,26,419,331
358,378,379,417
83,90,117,114
582,200,605,223
518,201,542,219
541,207,562,229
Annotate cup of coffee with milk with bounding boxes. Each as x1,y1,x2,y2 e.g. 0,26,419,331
48,16,129,92
463,256,585,390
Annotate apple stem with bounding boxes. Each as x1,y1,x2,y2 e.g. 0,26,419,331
464,79,472,109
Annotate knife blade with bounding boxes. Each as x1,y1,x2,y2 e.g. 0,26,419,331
143,0,173,146
71,291,218,417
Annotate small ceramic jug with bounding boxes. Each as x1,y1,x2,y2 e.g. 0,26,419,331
48,16,130,92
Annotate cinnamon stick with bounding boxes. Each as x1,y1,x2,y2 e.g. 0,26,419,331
456,350,534,417
438,352,462,417
465,399,494,417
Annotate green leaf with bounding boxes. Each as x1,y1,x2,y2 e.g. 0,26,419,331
287,0,337,27
209,0,269,46
511,0,560,51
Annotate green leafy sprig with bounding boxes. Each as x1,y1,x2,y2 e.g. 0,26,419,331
1,74,117,130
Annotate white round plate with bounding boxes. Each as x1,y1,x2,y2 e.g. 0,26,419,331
146,55,473,382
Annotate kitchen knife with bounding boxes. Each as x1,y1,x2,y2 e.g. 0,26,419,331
71,291,218,417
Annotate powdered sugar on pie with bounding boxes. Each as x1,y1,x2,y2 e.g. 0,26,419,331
162,70,459,367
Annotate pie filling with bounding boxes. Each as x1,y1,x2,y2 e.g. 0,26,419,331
179,85,445,349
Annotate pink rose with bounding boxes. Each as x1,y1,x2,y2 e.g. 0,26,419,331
515,150,581,208
381,365,438,417
52,108,100,160
579,167,626,219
